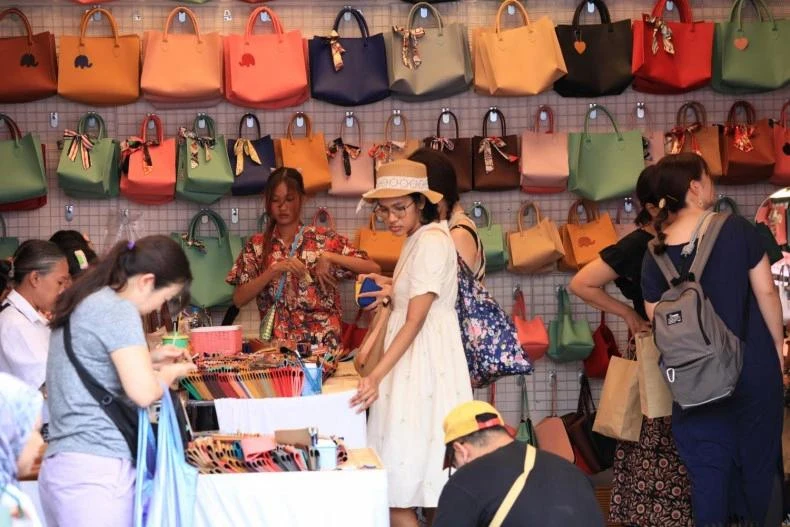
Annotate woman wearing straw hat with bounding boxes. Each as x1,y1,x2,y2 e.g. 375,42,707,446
351,159,473,527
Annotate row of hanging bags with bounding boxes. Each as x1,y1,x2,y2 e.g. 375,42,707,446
424,110,474,193
474,0,567,96
712,0,790,94
225,7,309,109
228,113,275,196
327,114,375,197
520,105,569,194
276,113,332,195
507,202,564,274
57,112,121,199
175,114,234,204
0,114,47,211
0,8,57,103
120,114,176,205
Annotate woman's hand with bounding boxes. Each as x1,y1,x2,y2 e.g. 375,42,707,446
357,282,393,312
624,311,651,336
150,344,189,369
159,361,198,389
350,374,380,414
272,257,308,278
315,252,338,291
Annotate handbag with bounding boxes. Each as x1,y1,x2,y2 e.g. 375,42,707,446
635,330,673,418
120,114,176,206
512,286,549,363
562,374,616,474
776,265,790,324
387,2,472,101
227,113,275,197
475,0,566,96
357,213,405,275
548,286,594,363
721,101,775,185
57,112,121,199
0,8,57,103
665,101,724,178
560,200,617,271
0,215,19,260
369,113,421,172
58,8,140,105
772,101,790,186
554,0,633,97
171,209,242,309
535,375,575,463
473,109,520,191
584,312,620,378
424,110,473,193
568,104,644,201
309,7,389,107
327,114,374,197
515,376,538,447
469,203,507,274
593,345,642,442
341,309,369,352
176,115,234,204
631,0,714,94
520,106,569,194
0,114,47,207
507,202,564,274
224,7,309,109
754,197,787,247
277,113,332,195
627,103,665,166
712,0,790,95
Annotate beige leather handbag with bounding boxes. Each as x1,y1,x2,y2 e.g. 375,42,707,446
507,202,564,274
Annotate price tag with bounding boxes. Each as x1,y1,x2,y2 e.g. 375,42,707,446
666,0,674,11
346,116,354,129
246,116,255,128
489,111,498,123
178,11,186,23
198,118,206,129
507,5,516,15
296,116,305,128
442,113,450,125
540,110,548,122
587,2,595,13
393,115,402,127
260,11,270,22
420,7,428,18
148,119,156,130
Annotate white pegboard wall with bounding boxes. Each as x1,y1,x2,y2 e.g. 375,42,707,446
0,0,789,427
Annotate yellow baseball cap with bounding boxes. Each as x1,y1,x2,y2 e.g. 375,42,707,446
442,401,505,469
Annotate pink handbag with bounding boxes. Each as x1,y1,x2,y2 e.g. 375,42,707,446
327,115,374,197
520,105,568,194
772,101,790,186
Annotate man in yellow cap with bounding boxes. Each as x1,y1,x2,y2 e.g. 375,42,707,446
433,400,603,527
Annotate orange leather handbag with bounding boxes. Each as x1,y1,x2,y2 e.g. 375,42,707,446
224,7,309,109
276,113,331,195
0,8,57,103
120,114,176,205
58,8,140,105
357,214,405,275
512,286,549,362
560,200,617,271
141,8,223,107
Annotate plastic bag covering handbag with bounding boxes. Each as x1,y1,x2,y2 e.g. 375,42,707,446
472,109,520,191
309,7,389,107
0,114,47,207
424,110,473,193
548,286,594,363
357,213,405,275
176,115,234,204
562,374,616,474
141,8,223,107
520,106,568,194
631,0,714,94
507,202,564,274
712,0,790,95
171,209,242,309
515,376,538,447
277,113,332,195
0,215,19,260
57,112,121,199
584,312,620,378
469,203,507,274
134,389,197,527
776,265,790,324
512,286,549,362
224,7,308,109
560,200,617,271
120,114,176,205
58,8,140,105
666,101,724,178
0,9,57,103
476,0,567,97
227,113,275,197
772,101,790,186
327,115,374,197
370,113,420,173
386,2,472,101
567,104,644,201
753,197,787,248
553,0,633,97
720,100,775,185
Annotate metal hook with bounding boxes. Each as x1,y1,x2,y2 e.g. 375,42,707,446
549,370,557,384
513,284,521,299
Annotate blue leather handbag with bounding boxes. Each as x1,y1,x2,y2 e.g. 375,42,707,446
226,113,275,196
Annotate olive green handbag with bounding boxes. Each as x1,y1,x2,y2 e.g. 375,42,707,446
516,375,538,447
470,203,508,274
548,286,594,363
0,215,19,260
56,112,120,199
0,114,47,205
176,115,234,204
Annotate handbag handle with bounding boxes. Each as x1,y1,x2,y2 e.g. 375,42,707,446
567,199,600,225
368,212,388,232
79,8,122,47
534,106,555,133
436,110,460,139
779,101,790,128
238,113,262,140
732,0,777,31
519,375,531,421
0,8,34,46
512,286,530,320
246,7,285,39
140,114,164,144
469,203,493,229
192,114,217,140
312,207,336,231
339,114,363,147
188,209,229,247
495,0,531,36
384,113,409,143
650,0,693,23
582,104,622,140
577,373,596,417
557,285,572,317
714,196,739,215
572,0,612,26
676,101,708,127
286,113,314,143
332,7,370,40
407,2,444,36
726,100,757,127
0,214,7,239
0,114,22,144
517,202,543,232
482,109,508,137
163,7,204,44
78,112,107,140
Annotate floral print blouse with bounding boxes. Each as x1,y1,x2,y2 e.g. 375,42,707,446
226,224,369,349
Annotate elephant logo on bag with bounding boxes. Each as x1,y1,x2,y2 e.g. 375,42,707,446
578,236,595,248
239,53,255,67
19,53,38,68
74,55,93,69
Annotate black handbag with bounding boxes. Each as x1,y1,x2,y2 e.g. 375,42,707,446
227,113,276,196
308,7,390,107
472,108,520,191
554,0,633,97
423,110,473,193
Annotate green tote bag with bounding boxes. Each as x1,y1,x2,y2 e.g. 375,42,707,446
568,104,644,202
0,215,19,260
470,203,508,274
548,286,594,363
176,115,234,204
712,0,790,94
57,112,120,199
516,375,538,447
172,209,242,309
0,115,47,205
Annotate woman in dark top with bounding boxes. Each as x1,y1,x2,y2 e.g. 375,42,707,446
641,153,784,526
569,166,693,527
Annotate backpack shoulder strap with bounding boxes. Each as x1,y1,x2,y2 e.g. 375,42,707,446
648,239,681,285
688,212,729,281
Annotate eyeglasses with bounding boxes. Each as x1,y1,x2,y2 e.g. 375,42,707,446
373,201,415,223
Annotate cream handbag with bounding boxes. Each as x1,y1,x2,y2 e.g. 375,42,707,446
520,105,568,194
327,114,374,197
507,202,564,274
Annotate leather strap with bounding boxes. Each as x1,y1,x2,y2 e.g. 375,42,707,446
490,445,537,527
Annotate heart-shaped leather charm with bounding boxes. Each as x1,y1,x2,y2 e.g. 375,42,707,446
783,142,790,156
734,37,749,50
574,40,587,54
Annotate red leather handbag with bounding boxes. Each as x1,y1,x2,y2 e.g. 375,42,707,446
0,8,58,103
512,287,549,362
119,114,176,205
631,0,714,94
584,312,620,378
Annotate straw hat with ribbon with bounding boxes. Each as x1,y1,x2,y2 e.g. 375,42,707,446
360,159,443,208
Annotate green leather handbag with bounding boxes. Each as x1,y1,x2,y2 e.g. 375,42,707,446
176,115,234,204
470,203,508,273
172,209,242,309
567,104,644,202
57,112,120,199
0,215,19,260
712,0,790,94
515,375,538,447
548,286,594,363
0,114,47,205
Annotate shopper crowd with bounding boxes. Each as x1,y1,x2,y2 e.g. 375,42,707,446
0,151,786,527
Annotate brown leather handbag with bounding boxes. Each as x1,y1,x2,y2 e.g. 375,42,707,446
721,100,775,185
562,374,616,474
370,113,420,173
666,101,724,178
423,110,473,193
0,8,57,103
559,200,617,271
472,108,520,190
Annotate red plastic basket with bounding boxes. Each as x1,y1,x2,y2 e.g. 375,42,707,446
190,326,242,357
